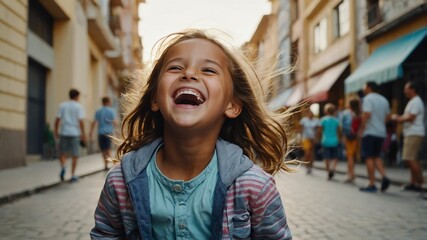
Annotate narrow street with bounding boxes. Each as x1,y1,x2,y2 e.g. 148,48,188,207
0,169,426,240
0,172,107,240
277,169,427,240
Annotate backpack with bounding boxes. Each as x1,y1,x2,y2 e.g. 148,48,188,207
342,111,360,140
351,116,361,135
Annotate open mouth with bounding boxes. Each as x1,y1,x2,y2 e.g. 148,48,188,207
173,88,205,106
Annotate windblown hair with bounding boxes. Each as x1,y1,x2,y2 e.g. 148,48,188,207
116,29,294,174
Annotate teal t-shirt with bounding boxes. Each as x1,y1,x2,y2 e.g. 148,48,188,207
147,145,218,239
320,116,340,147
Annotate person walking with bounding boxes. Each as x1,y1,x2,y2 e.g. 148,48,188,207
299,108,320,174
54,89,86,182
392,81,425,192
359,81,391,192
341,98,362,183
89,97,117,170
319,103,340,180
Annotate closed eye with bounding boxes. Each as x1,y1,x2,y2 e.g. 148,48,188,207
202,68,217,74
167,65,183,71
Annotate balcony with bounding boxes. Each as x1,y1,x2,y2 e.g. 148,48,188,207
86,0,116,51
105,37,125,70
39,0,70,20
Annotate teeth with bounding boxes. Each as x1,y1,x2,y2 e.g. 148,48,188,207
174,88,205,103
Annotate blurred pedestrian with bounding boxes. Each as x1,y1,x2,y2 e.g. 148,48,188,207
392,81,425,192
54,89,86,182
336,99,346,161
382,120,398,166
319,103,340,180
299,108,320,174
89,97,117,170
90,30,292,239
359,81,391,192
341,98,362,183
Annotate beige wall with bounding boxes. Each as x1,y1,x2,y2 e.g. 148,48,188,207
250,14,279,100
0,0,28,131
0,0,28,168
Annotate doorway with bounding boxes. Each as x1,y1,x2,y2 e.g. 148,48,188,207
26,58,47,155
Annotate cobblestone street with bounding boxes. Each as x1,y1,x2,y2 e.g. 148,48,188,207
1,168,427,239
0,171,108,240
277,168,427,240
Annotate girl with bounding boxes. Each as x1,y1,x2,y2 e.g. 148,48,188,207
341,98,361,183
319,103,340,180
90,29,293,239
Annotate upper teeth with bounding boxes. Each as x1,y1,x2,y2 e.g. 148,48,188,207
175,89,205,103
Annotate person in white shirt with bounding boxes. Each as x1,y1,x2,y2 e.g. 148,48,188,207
359,82,391,193
393,81,425,192
54,89,86,182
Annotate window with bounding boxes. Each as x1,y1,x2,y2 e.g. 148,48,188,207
314,18,327,54
29,0,53,46
367,0,382,28
333,0,350,38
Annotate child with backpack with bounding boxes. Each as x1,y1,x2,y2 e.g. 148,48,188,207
341,98,361,183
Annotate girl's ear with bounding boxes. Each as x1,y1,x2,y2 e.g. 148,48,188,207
151,99,159,112
225,98,242,119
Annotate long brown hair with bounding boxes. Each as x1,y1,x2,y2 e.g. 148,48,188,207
349,98,361,116
117,29,294,174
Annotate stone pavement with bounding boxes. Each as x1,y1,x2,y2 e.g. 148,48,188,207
276,169,427,240
0,154,106,204
1,154,426,205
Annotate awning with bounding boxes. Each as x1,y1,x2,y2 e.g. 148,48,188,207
268,87,294,111
286,83,304,106
306,61,349,102
345,27,427,93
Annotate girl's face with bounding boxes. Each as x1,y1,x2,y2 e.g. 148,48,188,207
152,38,241,134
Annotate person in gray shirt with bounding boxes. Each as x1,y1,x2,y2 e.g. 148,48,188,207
359,82,391,193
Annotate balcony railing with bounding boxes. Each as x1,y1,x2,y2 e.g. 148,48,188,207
86,0,116,51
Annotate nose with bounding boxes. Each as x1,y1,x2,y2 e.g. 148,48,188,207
181,67,198,81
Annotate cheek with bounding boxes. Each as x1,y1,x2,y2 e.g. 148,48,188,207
209,82,233,102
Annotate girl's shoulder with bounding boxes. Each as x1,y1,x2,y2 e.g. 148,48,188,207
104,164,126,186
235,164,275,186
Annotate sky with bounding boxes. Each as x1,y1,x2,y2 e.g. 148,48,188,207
138,0,271,62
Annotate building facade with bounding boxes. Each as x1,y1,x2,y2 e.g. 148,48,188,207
348,0,427,113
260,0,357,114
347,0,427,162
0,0,144,170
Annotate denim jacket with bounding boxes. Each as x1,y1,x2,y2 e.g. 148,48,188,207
90,138,292,239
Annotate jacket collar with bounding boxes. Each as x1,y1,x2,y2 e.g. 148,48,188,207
121,138,253,187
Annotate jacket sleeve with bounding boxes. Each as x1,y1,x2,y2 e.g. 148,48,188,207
251,177,292,239
90,168,126,239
